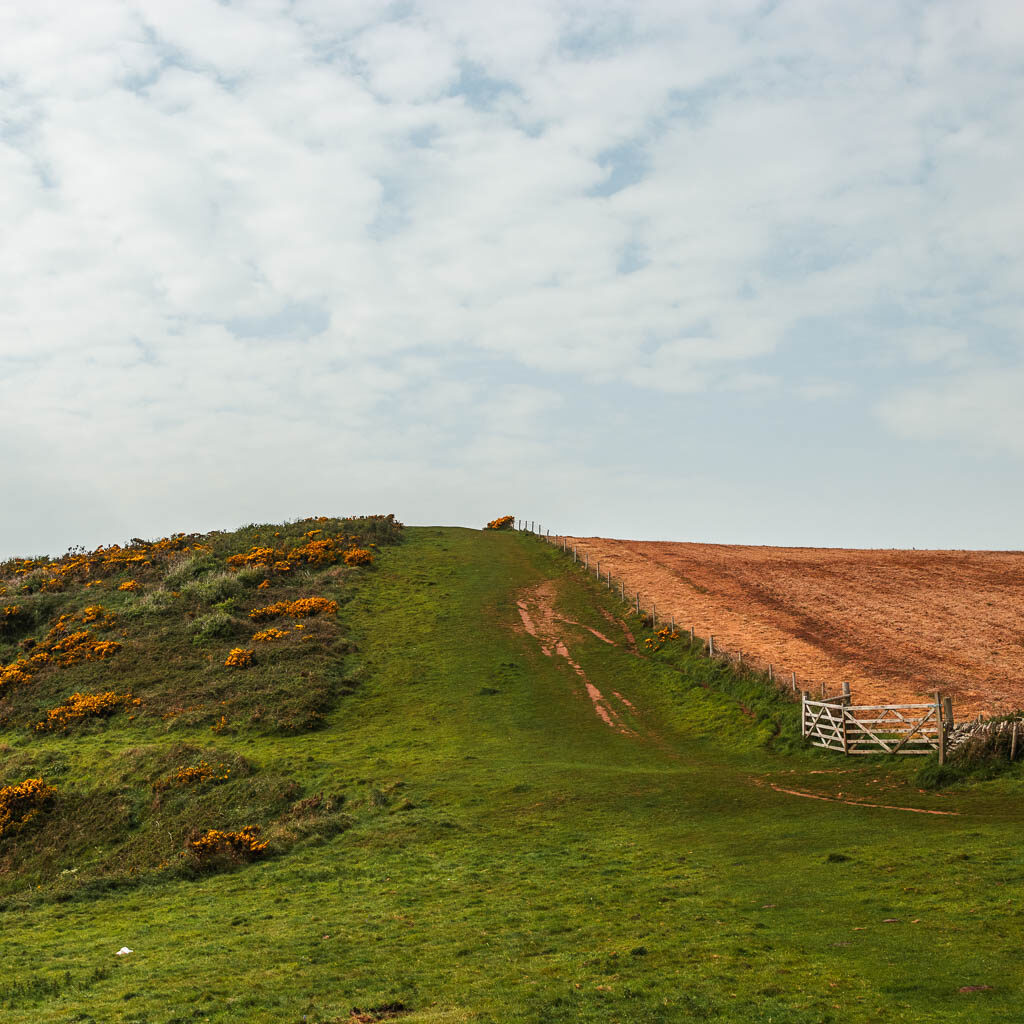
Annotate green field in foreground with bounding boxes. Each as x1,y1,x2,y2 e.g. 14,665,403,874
2,525,1023,1022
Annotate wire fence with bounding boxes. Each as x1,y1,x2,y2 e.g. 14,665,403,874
514,518,958,746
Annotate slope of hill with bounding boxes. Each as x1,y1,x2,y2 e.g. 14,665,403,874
1,523,1022,1022
564,537,1024,718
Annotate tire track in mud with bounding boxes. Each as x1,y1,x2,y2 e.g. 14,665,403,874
513,580,951,814
514,580,639,736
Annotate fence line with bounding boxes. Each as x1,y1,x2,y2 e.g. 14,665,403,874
514,519,955,761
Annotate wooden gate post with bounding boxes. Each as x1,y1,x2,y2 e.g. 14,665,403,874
801,692,808,737
943,696,954,731
934,690,946,765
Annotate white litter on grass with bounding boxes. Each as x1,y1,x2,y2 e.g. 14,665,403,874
115,947,133,956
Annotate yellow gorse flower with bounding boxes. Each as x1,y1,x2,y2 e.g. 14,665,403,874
36,692,139,732
188,825,267,859
248,597,338,623
224,648,255,669
0,778,57,839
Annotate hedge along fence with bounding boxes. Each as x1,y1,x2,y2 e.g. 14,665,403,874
515,519,958,761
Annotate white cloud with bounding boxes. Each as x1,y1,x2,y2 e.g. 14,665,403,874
2,0,1024,554
879,369,1024,456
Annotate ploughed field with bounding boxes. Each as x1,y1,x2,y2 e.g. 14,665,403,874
565,537,1024,718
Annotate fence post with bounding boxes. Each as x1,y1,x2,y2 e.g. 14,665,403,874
690,626,694,642
584,553,588,570
738,651,743,666
801,692,807,737
842,702,849,754
935,690,946,765
652,604,657,629
635,592,640,615
943,696,953,731
820,681,826,699
791,672,797,692
1011,721,1019,762
708,635,714,657
768,664,773,682
573,546,578,563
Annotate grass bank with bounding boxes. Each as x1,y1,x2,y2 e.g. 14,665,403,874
1,525,1022,1022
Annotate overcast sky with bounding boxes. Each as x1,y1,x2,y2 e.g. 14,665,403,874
2,0,1023,558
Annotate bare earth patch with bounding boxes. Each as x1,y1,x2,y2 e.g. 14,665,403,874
515,580,637,734
564,537,1024,718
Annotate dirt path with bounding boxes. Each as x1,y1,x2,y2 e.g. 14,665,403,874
515,580,640,735
565,537,1024,718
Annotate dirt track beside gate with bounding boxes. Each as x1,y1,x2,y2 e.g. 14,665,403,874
564,537,1024,719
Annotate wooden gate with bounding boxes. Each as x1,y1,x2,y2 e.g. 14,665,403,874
802,694,947,757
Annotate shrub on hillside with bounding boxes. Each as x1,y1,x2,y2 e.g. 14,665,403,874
248,597,338,623
163,553,221,589
36,692,139,732
188,610,242,643
486,515,515,530
0,778,57,840
187,825,267,864
181,572,244,605
224,648,254,669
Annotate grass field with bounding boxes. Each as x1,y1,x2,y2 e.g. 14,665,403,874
2,525,1023,1022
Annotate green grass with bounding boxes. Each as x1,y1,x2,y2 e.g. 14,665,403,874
1,524,1023,1022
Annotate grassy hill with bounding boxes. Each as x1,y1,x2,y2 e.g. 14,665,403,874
1,521,1022,1022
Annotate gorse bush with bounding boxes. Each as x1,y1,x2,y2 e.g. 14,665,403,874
0,532,208,595
0,778,57,840
253,628,290,642
36,692,139,732
249,597,338,623
486,515,515,530
1,609,121,692
224,648,254,669
153,760,232,792
188,825,267,861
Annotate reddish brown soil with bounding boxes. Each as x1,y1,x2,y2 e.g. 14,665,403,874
564,537,1024,718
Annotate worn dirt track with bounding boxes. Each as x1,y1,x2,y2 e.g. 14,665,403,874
565,537,1024,718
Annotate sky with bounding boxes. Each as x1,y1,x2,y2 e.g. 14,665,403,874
2,0,1023,558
